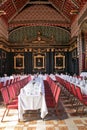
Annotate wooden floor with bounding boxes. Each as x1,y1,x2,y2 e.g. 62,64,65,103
0,91,87,130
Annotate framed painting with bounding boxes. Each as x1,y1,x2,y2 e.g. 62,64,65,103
34,55,45,69
55,54,65,69
14,54,24,69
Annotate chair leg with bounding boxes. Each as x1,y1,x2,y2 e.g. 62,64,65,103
6,109,9,116
1,108,8,122
72,99,79,109
79,104,87,117
81,106,85,113
75,101,80,113
75,102,83,114
55,108,59,116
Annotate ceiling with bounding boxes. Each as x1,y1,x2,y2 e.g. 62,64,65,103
0,0,87,23
0,0,87,46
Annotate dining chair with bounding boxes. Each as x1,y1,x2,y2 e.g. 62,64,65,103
75,86,87,113
0,82,3,89
9,79,13,85
47,85,58,100
12,83,20,96
46,86,61,116
50,81,56,93
4,80,9,87
7,84,18,102
0,87,18,122
44,80,53,99
52,84,58,97
54,87,61,115
70,83,79,108
64,81,72,98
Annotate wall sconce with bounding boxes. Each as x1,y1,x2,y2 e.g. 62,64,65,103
70,9,79,15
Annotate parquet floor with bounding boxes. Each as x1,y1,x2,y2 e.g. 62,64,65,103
0,91,87,130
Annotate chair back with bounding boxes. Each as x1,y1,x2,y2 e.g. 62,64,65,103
12,83,20,96
9,79,13,85
75,87,83,101
53,84,58,97
65,81,71,92
55,87,61,104
4,80,9,87
1,87,10,105
0,82,3,89
71,83,77,96
7,85,16,100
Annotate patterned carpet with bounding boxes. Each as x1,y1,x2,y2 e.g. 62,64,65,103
0,91,87,130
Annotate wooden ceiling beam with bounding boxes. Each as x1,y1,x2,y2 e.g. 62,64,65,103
9,0,29,22
70,0,79,8
48,0,70,22
61,0,66,11
11,0,18,11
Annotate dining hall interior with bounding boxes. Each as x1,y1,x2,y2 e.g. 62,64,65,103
0,0,87,130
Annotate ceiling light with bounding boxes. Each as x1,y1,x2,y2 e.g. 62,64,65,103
70,9,79,15
0,10,6,16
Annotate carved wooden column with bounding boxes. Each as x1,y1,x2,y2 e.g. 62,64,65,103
77,31,83,74
50,48,54,74
84,32,87,70
46,49,50,74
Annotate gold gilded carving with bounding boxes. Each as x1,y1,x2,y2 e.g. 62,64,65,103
47,48,50,52
51,48,54,52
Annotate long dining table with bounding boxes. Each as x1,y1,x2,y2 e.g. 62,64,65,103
18,77,48,121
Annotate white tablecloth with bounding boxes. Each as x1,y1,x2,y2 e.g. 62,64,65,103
18,78,48,120
80,72,87,77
